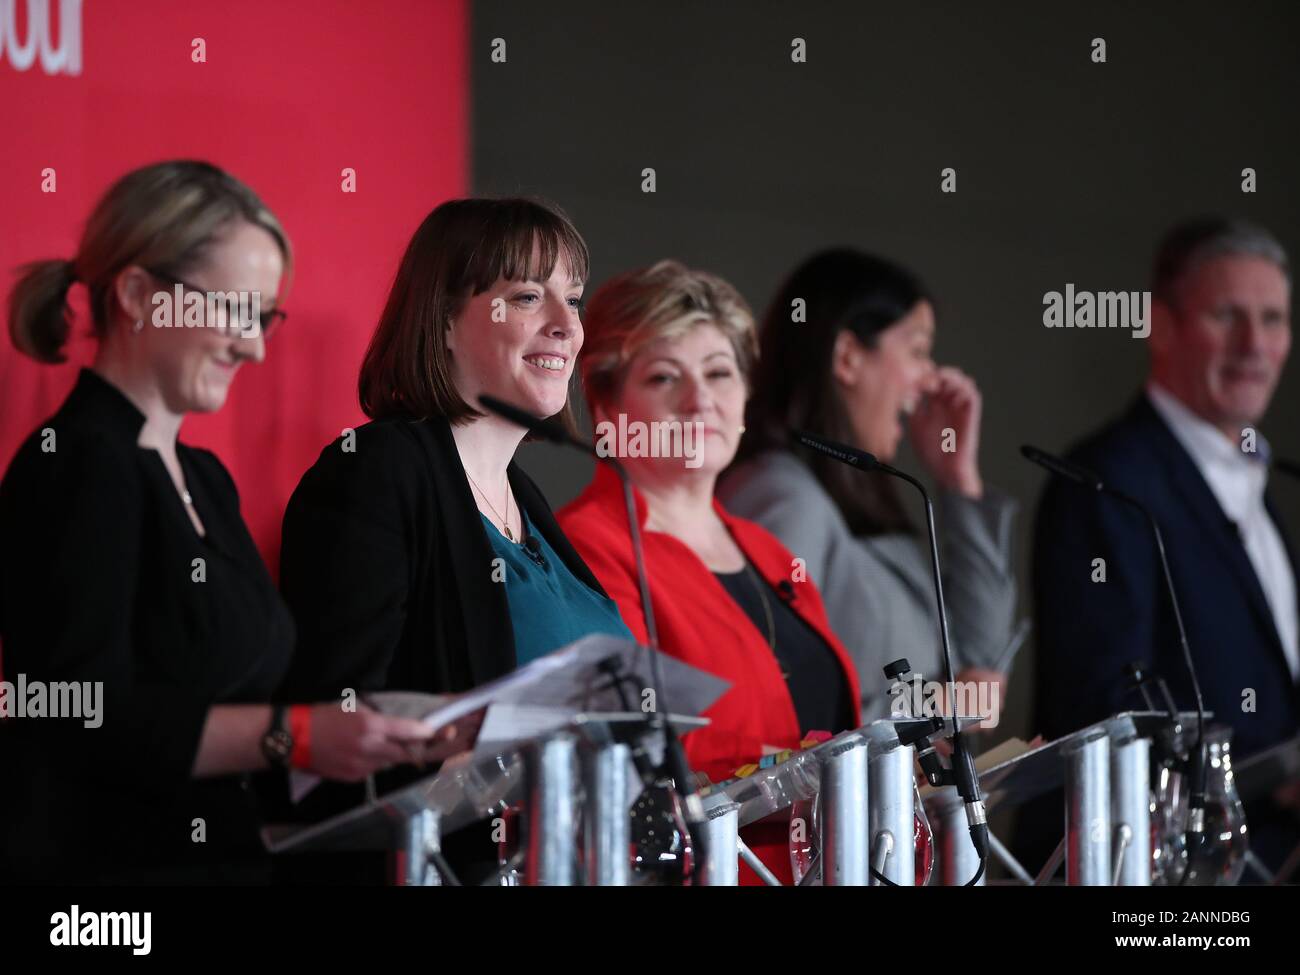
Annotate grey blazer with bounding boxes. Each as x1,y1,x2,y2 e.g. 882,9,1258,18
718,450,1019,723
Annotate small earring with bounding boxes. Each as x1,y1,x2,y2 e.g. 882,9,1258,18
738,424,747,434
133,319,144,333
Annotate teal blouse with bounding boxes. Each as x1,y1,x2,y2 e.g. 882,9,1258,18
480,511,634,667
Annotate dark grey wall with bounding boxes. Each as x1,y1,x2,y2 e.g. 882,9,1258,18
471,0,1300,745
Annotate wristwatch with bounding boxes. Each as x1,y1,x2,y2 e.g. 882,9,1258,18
260,704,294,768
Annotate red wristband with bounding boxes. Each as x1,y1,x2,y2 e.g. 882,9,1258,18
289,704,312,770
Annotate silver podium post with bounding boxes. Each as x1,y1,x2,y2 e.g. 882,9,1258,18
870,739,915,885
525,732,579,886
398,808,442,886
928,785,983,886
584,740,631,886
820,734,871,886
1064,730,1111,885
1110,732,1151,886
697,802,741,886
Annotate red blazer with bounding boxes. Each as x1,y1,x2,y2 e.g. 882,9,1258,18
560,466,863,885
558,465,862,784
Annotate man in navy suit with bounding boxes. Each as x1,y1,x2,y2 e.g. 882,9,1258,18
1030,217,1300,872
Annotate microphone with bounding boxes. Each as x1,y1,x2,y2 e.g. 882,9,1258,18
1019,444,1103,490
475,394,576,450
1021,444,1209,855
479,395,709,866
521,534,547,569
1273,457,1300,481
792,429,989,875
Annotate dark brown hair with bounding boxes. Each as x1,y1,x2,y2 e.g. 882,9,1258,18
739,248,930,536
359,197,590,423
8,160,291,363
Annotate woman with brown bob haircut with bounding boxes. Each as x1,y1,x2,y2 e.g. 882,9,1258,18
276,199,633,877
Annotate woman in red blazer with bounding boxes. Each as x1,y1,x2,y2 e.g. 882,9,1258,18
558,261,862,884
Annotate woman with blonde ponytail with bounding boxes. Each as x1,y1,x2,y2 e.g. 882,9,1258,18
0,161,451,884
7,257,81,363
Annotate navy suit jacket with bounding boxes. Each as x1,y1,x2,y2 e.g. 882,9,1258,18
1032,394,1300,758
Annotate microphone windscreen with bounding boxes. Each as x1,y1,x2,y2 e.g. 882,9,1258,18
522,534,547,567
1274,457,1300,480
479,394,581,449
791,429,880,469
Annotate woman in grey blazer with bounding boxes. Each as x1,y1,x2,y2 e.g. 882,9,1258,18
718,248,1020,726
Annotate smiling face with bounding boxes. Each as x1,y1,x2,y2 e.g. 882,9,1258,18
598,322,747,481
131,220,285,414
833,299,937,460
446,259,584,419
1150,255,1291,437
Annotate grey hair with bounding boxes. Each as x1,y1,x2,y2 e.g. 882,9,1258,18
1152,216,1289,306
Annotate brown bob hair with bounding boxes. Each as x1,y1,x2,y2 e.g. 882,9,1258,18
359,197,590,423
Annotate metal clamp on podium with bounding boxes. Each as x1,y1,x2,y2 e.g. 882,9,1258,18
262,635,725,886
697,717,937,886
924,710,1212,886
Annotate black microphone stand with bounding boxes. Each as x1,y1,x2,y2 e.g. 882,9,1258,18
1021,444,1208,872
793,430,989,883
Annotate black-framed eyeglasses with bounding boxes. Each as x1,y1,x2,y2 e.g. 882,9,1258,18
146,268,287,341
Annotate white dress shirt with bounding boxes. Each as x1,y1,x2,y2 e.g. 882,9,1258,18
1147,382,1300,679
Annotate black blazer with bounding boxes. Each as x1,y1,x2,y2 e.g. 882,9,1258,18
275,415,608,882
1029,394,1300,867
279,413,608,701
0,370,295,883
1032,394,1300,754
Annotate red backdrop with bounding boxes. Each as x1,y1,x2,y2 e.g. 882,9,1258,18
0,0,468,570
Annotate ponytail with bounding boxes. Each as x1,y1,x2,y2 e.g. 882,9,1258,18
8,259,79,363
7,160,292,367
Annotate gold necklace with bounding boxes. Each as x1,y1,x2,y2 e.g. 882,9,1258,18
466,470,515,542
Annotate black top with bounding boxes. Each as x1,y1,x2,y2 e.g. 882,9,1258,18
276,413,611,861
0,369,295,883
714,565,856,736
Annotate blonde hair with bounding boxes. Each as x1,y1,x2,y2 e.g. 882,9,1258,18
8,160,292,363
580,260,757,409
